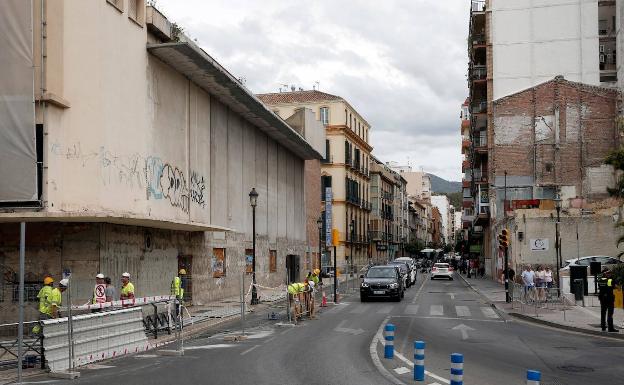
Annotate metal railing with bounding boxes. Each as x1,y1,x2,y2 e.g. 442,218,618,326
471,0,485,12
0,321,43,370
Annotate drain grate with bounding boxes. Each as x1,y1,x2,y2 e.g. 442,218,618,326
558,365,594,373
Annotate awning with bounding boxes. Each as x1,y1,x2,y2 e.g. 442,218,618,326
0,211,231,232
147,42,322,160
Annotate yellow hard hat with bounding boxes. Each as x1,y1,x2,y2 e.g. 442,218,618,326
43,277,54,285
314,269,320,275
179,269,187,275
304,281,309,286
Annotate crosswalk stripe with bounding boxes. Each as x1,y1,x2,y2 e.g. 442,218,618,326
455,305,471,317
430,305,443,316
377,305,393,314
481,307,498,319
350,305,367,314
405,305,419,315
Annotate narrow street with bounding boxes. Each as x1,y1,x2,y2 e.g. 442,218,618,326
29,274,624,385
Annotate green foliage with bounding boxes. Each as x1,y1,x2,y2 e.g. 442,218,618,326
606,150,624,198
611,264,624,286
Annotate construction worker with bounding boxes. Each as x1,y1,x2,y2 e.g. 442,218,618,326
598,268,619,332
47,279,68,319
33,276,54,334
308,280,317,319
171,269,186,320
120,272,135,301
287,282,305,322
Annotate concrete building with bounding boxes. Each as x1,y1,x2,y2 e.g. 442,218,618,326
397,169,432,202
257,90,373,271
0,1,322,321
431,207,443,247
370,158,396,262
409,197,429,248
431,195,452,246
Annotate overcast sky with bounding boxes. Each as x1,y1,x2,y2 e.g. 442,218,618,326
154,0,469,181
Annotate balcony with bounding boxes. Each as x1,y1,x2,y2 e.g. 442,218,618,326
471,101,487,114
471,34,486,47
461,119,470,130
471,0,485,12
461,138,470,153
474,134,487,151
462,160,470,172
471,65,487,81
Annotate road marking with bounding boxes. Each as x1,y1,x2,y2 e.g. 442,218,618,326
481,307,499,319
405,304,419,315
452,323,475,340
430,305,443,316
387,315,504,323
240,345,260,356
377,305,394,314
184,344,235,350
350,305,367,314
334,320,365,335
448,293,455,300
455,305,471,317
135,354,159,358
369,317,408,385
394,367,410,374
393,349,450,384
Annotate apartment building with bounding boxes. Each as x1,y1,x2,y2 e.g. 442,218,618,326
399,169,432,202
257,90,373,270
0,1,322,321
466,0,621,277
408,197,429,248
370,158,396,262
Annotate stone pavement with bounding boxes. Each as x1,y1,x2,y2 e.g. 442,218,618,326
458,272,624,338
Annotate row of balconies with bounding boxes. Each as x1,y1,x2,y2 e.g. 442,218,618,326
346,195,373,211
346,158,370,177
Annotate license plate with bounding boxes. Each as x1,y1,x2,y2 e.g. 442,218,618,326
373,290,385,295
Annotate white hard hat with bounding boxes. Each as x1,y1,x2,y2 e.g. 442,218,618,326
308,281,315,288
59,279,69,287
95,273,105,279
122,272,130,278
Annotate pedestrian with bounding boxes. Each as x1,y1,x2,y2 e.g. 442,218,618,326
104,277,116,303
521,265,535,302
535,265,546,302
120,272,135,301
47,279,68,319
171,269,186,320
598,267,619,332
544,267,553,289
308,280,317,319
33,276,54,334
503,264,515,300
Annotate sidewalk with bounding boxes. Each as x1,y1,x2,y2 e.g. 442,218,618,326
458,273,624,338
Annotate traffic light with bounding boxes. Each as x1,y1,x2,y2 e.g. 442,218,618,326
498,229,509,249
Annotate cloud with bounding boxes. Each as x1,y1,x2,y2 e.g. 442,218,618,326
154,0,468,181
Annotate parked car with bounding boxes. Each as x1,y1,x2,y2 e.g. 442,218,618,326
360,265,404,302
431,262,454,280
387,261,411,288
560,256,623,273
394,257,418,286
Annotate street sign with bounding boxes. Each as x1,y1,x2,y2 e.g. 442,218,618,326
94,284,106,303
530,238,549,251
325,187,333,247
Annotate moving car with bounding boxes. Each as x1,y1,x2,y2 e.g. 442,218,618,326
394,257,418,286
387,261,410,288
360,265,404,302
431,262,454,280
560,256,623,272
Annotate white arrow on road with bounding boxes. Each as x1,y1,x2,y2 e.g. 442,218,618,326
452,324,475,340
447,293,455,300
334,320,365,335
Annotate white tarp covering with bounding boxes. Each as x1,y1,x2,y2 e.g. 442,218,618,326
0,0,37,202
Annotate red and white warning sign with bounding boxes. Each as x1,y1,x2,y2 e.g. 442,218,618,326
94,284,106,303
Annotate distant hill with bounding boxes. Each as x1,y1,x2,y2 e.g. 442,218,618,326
428,174,461,194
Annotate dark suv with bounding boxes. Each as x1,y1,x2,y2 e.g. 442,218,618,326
360,266,404,302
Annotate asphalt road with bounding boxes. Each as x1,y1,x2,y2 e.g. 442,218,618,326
23,273,624,385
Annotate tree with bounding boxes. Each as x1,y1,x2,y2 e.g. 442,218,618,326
604,150,624,258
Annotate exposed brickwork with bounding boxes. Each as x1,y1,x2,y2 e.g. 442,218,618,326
492,77,619,199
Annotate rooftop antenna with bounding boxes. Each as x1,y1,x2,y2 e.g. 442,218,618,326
279,83,288,93
291,85,296,92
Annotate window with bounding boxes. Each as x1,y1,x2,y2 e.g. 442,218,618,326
106,0,124,12
269,250,277,272
345,109,348,125
349,113,352,129
128,0,145,26
320,107,329,125
324,139,331,162
213,248,226,277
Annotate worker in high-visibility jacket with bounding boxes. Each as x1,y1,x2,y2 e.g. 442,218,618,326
120,272,135,303
287,282,305,322
171,269,186,320
47,279,68,319
33,276,54,334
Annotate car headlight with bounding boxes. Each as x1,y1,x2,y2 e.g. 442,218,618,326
389,283,399,289
361,282,369,288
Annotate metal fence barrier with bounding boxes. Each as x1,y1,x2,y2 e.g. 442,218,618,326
0,321,43,370
42,307,148,372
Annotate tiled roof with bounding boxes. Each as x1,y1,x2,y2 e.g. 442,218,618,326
256,90,343,105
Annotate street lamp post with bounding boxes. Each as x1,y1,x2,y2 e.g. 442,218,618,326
349,220,355,276
554,193,562,291
249,188,259,305
317,216,323,272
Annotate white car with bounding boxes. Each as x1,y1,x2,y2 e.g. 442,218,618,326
560,256,622,272
431,263,454,280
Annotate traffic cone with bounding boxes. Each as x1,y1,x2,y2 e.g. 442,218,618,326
321,290,327,307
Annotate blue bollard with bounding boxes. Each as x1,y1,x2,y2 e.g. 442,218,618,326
450,353,464,385
413,341,425,381
384,324,395,359
526,370,541,385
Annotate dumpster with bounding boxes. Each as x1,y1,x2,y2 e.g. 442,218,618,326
572,278,584,301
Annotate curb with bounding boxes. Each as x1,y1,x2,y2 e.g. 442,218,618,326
456,272,511,321
508,312,624,340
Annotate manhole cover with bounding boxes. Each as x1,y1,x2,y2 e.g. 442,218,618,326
558,365,594,373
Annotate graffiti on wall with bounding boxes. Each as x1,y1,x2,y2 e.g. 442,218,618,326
160,164,190,213
50,142,207,214
190,171,206,208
